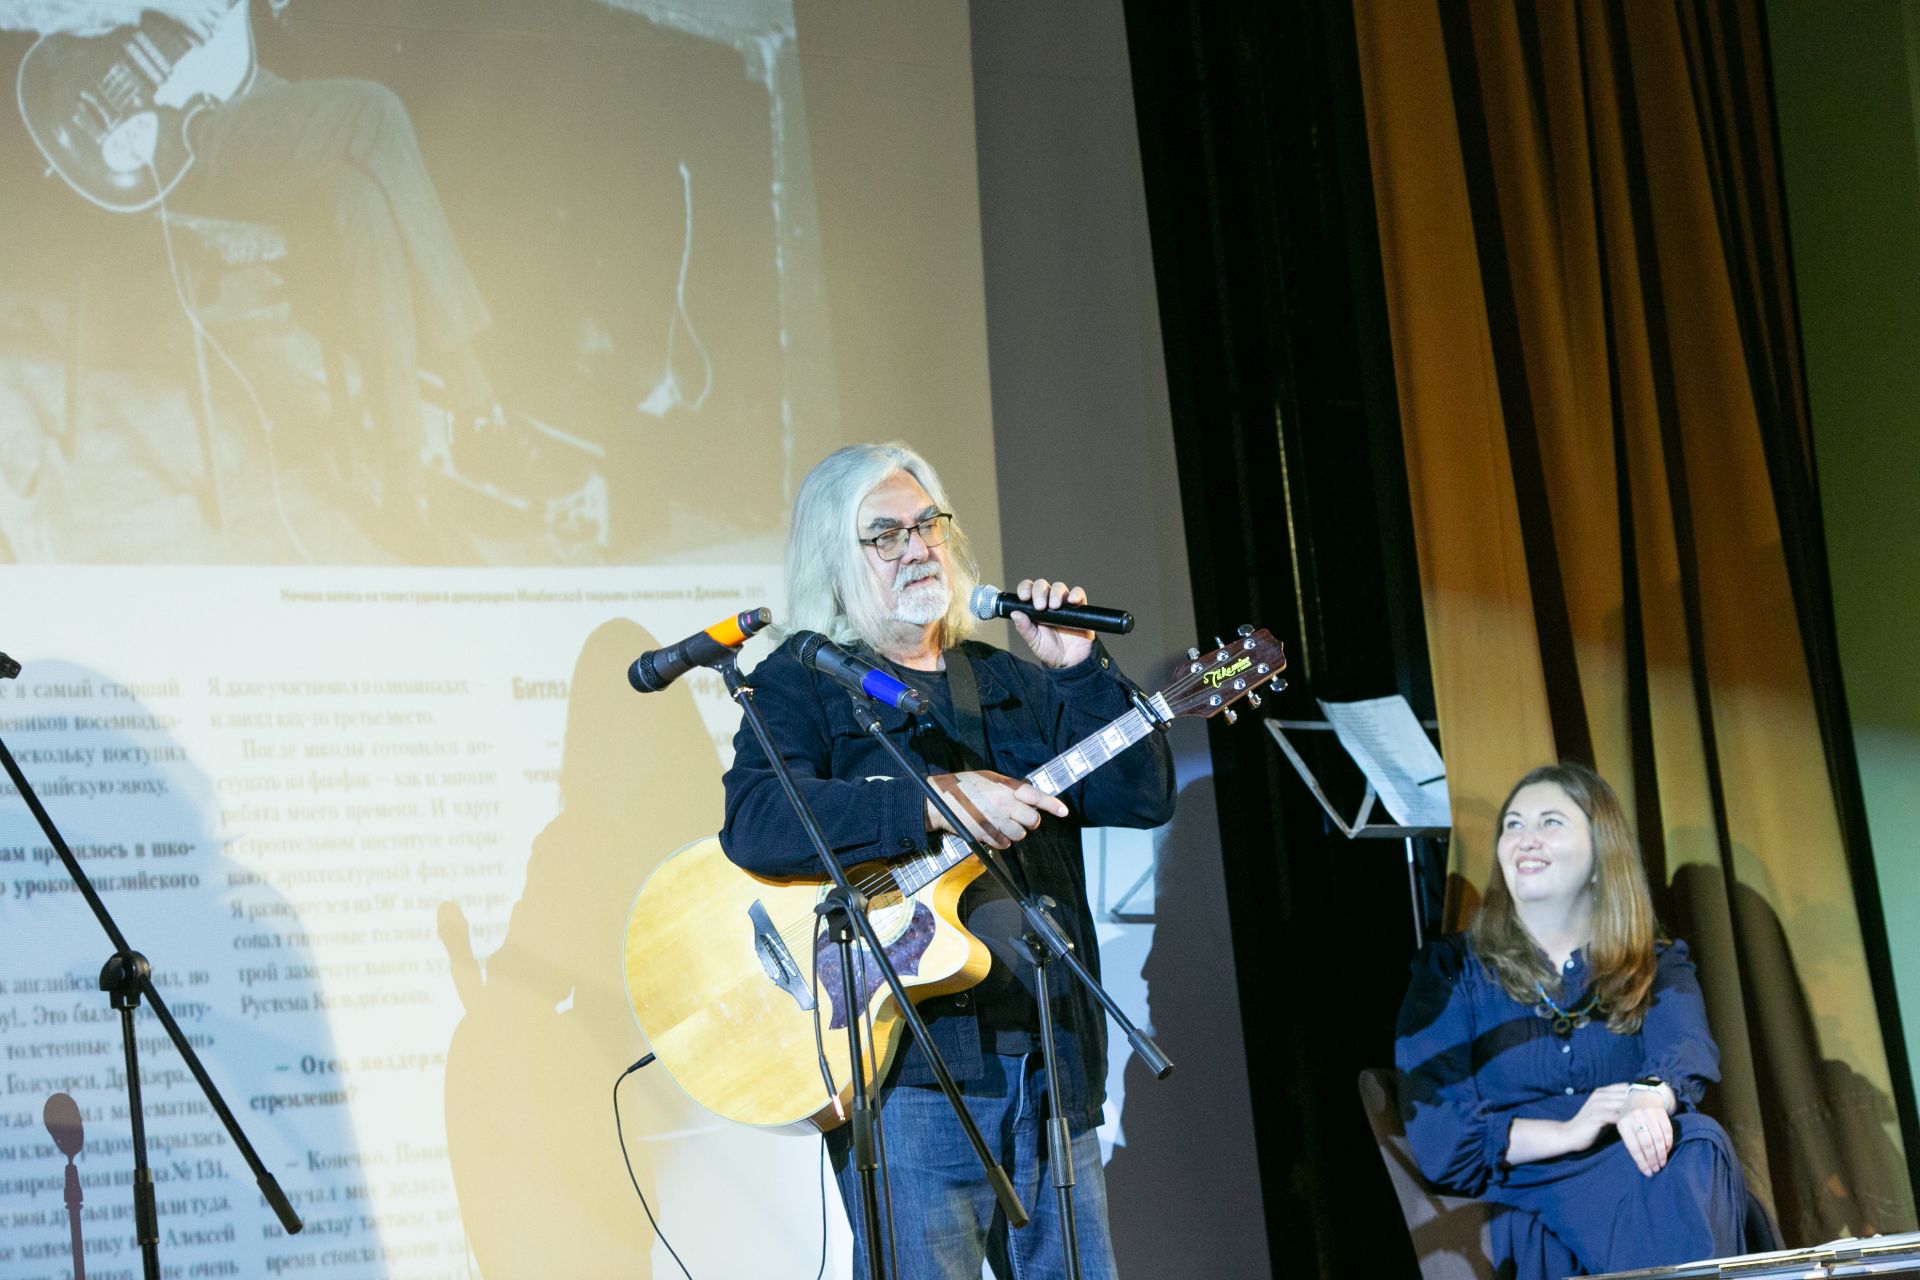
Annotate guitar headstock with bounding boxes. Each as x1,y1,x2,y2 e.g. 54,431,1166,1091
1160,627,1286,724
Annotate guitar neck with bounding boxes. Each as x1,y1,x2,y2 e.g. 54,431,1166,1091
892,693,1171,896
1023,698,1169,799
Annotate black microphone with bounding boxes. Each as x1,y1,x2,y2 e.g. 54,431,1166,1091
628,608,772,692
793,632,924,714
968,584,1133,635
0,653,19,680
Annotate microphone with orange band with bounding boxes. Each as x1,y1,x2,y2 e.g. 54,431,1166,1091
627,607,772,692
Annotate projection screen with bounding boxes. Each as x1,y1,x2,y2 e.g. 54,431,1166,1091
0,2,1005,1275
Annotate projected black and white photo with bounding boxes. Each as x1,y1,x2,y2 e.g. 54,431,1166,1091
0,0,833,567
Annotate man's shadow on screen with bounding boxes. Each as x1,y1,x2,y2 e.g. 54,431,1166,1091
439,619,719,1276
0,664,373,1274
1102,774,1272,1279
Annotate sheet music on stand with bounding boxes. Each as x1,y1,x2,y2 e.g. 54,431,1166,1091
1265,694,1449,947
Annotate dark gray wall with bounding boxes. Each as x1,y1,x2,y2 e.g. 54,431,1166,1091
1770,0,1920,1136
971,3,1275,1275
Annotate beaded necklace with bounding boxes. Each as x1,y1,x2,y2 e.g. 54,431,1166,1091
1533,982,1602,1037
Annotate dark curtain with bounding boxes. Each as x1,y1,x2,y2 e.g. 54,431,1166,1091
1122,0,1450,1271
1350,0,1916,1246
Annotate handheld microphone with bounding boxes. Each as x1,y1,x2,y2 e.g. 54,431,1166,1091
628,608,772,692
968,584,1134,635
793,632,924,714
0,653,18,680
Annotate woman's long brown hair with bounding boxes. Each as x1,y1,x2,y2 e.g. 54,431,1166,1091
1468,762,1660,1033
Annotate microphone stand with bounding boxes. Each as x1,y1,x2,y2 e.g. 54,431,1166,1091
718,658,1027,1280
0,656,303,1280
846,696,1175,1280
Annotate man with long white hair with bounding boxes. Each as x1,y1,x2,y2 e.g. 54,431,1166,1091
721,442,1175,1279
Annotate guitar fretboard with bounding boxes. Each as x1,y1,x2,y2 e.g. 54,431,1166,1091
890,692,1171,898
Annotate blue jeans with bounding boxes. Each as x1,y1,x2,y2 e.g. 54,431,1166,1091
826,1052,1117,1280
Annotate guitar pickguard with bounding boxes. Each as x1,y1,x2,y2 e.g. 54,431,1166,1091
814,901,935,1030
100,110,158,172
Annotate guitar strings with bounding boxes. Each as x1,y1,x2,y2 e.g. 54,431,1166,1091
766,863,912,960
757,668,1249,957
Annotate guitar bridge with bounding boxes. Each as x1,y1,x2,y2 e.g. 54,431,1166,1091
748,900,815,1013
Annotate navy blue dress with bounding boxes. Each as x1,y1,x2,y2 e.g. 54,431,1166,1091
1395,936,1750,1278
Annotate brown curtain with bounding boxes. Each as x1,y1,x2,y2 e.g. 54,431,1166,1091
1350,0,1914,1246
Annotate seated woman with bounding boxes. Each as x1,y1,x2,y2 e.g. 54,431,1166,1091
1395,762,1754,1278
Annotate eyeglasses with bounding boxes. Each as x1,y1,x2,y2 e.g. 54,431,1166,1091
859,513,953,562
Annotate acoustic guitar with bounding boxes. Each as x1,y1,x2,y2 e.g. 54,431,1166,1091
622,628,1285,1132
17,1,257,213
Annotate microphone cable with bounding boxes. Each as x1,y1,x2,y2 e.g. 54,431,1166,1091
153,178,314,565
814,1129,829,1280
808,911,837,1280
855,944,902,1280
612,1057,832,1280
811,901,896,1280
613,1056,695,1280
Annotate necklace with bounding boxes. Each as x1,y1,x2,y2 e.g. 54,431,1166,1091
1533,982,1601,1037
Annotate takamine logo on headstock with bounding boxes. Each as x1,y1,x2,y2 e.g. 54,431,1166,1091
1204,655,1253,689
1162,626,1286,724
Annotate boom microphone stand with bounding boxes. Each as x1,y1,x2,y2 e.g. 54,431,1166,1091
719,658,1026,1280
846,695,1174,1280
0,653,303,1280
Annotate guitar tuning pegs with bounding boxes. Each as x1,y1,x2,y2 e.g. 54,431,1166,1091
1212,637,1224,650
1236,623,1254,637
1246,692,1262,709
1186,647,1200,661
1222,708,1238,726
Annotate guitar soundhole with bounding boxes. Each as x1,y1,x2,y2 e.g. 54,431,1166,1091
863,886,912,944
814,901,935,1031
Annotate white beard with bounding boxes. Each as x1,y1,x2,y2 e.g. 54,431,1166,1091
890,563,950,626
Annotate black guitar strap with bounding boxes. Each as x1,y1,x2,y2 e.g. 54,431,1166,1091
940,649,1039,897
942,646,988,766
864,643,986,772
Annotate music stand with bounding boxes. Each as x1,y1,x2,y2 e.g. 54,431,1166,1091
1265,704,1449,949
